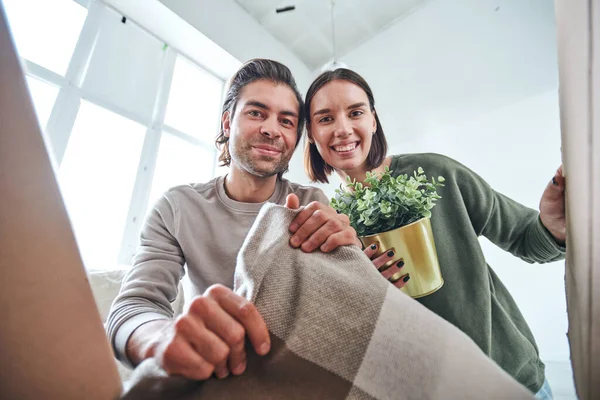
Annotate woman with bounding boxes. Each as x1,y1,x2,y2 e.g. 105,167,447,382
303,68,565,399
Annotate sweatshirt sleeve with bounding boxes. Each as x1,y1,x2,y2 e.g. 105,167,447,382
313,188,330,205
452,159,565,264
293,184,330,206
105,192,186,367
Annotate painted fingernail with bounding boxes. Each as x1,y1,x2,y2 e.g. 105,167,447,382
396,260,404,268
403,275,411,283
552,177,558,186
387,250,395,257
370,243,377,250
259,342,270,355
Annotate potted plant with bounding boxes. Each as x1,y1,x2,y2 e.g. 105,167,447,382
331,167,445,298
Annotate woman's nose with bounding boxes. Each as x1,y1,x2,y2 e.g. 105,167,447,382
333,117,352,138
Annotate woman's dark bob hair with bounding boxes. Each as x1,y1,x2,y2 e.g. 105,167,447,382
304,68,387,183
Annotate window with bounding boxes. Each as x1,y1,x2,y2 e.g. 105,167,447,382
59,101,146,269
81,7,165,123
148,132,216,205
25,75,60,129
5,0,234,269
145,53,225,215
3,0,87,76
164,56,223,142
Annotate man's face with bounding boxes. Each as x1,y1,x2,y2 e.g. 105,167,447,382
222,80,299,178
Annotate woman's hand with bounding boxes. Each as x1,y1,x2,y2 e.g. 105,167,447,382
363,243,410,288
539,165,566,246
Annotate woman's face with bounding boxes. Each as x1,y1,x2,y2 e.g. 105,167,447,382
308,80,377,173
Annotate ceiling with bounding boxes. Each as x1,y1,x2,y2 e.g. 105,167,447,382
233,0,431,71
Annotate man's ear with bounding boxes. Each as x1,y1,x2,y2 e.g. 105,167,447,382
222,111,231,137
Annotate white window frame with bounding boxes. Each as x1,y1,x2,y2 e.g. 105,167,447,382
17,0,232,268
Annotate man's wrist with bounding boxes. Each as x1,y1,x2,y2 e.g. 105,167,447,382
126,319,170,366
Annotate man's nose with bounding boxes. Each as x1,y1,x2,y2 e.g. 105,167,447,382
260,117,282,139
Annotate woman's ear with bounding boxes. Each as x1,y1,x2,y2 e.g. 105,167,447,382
222,111,231,137
372,110,378,133
306,127,315,144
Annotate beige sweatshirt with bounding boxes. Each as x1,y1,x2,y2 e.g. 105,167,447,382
105,175,328,366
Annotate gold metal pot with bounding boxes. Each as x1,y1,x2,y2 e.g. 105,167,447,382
360,218,443,298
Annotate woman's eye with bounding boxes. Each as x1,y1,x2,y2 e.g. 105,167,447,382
350,110,364,117
318,116,332,123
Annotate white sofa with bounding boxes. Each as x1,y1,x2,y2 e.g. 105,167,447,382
87,269,185,382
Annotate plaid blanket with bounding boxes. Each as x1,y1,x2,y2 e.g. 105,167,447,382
123,204,532,399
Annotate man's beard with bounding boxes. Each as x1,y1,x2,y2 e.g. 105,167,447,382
229,137,293,178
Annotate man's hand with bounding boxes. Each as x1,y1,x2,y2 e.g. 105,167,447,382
363,243,410,288
126,285,270,381
286,193,361,253
539,165,566,245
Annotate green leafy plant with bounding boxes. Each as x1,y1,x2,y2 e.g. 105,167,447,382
330,167,445,237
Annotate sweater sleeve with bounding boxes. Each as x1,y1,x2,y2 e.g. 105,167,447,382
452,159,565,264
105,192,186,367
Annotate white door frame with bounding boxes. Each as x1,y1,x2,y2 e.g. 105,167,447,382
555,1,600,399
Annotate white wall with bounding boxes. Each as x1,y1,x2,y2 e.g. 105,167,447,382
159,0,313,89
337,0,558,144
330,0,575,397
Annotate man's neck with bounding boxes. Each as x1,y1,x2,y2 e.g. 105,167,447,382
224,166,279,203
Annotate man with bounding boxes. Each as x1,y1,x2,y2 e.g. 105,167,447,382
106,59,360,381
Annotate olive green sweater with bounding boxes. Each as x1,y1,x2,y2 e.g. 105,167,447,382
389,153,565,393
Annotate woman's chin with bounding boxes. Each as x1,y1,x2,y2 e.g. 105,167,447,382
330,160,359,172
325,151,367,173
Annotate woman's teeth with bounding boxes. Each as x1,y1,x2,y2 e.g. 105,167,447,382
333,142,357,152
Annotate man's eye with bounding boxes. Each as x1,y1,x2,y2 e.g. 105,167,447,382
248,110,261,117
281,118,294,126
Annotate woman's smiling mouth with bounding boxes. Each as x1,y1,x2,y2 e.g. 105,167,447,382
332,141,360,153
